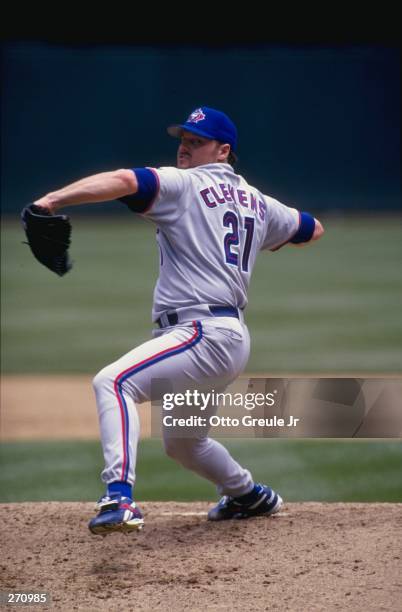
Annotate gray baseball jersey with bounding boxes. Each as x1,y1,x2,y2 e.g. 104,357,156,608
137,162,299,320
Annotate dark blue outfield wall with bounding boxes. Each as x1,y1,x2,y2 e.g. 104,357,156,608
1,43,400,214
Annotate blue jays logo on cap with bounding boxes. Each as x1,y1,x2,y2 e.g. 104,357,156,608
188,108,206,124
167,106,238,157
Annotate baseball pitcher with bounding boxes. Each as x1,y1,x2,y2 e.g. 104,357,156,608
26,106,324,534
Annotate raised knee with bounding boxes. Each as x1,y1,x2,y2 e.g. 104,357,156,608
92,365,115,392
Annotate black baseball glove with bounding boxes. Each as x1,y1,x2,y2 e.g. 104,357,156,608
21,204,73,276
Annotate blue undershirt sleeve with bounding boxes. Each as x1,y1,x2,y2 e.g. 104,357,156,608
118,168,158,213
290,212,316,244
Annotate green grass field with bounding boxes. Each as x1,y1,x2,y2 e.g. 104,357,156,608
1,439,401,503
1,214,401,503
2,214,402,373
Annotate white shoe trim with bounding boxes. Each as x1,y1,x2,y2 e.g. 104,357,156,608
248,492,269,510
270,494,283,514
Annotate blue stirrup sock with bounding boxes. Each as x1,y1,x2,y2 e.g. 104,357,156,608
107,481,133,499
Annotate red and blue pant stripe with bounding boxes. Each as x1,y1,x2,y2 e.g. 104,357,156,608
113,321,203,482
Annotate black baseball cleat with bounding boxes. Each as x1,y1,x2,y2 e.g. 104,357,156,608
208,484,283,521
88,493,144,535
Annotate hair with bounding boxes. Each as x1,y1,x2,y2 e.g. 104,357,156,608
228,150,237,167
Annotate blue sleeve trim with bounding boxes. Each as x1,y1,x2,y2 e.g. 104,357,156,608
118,168,158,213
290,212,315,244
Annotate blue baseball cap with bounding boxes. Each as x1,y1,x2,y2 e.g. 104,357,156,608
167,106,238,158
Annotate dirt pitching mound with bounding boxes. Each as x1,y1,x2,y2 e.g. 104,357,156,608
1,502,401,611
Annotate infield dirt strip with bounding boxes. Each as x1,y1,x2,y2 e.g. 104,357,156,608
1,375,147,440
3,374,399,441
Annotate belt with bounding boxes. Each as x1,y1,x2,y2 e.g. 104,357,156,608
156,305,241,328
